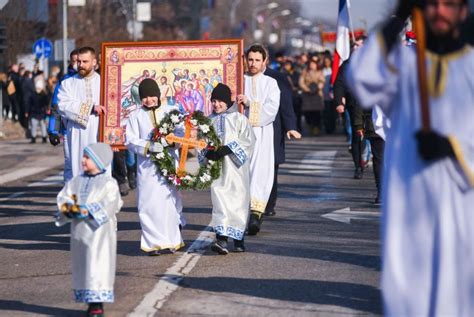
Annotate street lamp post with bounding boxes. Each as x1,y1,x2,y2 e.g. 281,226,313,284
251,2,279,40
266,9,291,46
62,0,68,74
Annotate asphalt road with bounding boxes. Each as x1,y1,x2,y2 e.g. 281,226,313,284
0,134,382,316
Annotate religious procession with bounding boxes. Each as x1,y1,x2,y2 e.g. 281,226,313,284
0,0,473,316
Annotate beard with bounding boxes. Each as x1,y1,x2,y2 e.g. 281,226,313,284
78,67,93,77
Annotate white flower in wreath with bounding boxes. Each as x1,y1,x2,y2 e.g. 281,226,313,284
159,127,167,134
190,119,198,126
160,137,168,146
171,114,180,123
199,173,212,183
155,152,165,159
161,169,168,176
199,124,210,134
184,175,193,181
162,123,169,129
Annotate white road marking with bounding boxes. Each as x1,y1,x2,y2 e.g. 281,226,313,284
28,173,63,187
285,150,337,175
128,227,215,317
0,173,63,202
0,167,53,186
321,207,380,224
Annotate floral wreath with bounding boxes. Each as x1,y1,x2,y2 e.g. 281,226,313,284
150,110,222,190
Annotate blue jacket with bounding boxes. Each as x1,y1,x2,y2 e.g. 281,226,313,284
48,67,77,135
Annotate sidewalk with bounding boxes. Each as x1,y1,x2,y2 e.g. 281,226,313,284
0,129,64,185
0,119,27,141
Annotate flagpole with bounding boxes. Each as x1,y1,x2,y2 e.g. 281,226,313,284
412,7,431,131
346,0,356,42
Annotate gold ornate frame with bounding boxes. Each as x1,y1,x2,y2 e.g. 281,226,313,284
99,39,244,149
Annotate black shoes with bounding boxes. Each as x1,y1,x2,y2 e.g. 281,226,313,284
374,194,381,205
128,169,137,190
233,238,245,253
211,235,229,255
147,250,161,256
247,212,262,236
353,168,363,179
119,183,129,196
264,209,276,217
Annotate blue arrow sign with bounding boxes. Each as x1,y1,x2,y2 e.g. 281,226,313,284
33,38,53,59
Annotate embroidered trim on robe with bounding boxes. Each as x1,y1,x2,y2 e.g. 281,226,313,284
227,140,248,167
249,101,261,126
74,289,114,303
214,225,244,240
251,198,266,213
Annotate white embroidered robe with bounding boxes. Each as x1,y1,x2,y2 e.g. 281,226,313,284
243,73,280,212
55,173,123,303
347,33,474,317
57,72,101,181
125,104,185,252
210,105,255,240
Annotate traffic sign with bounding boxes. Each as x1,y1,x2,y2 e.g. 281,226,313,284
33,38,53,59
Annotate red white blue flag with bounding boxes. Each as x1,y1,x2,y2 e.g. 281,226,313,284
331,0,351,84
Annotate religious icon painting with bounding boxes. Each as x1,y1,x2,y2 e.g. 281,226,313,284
100,39,244,149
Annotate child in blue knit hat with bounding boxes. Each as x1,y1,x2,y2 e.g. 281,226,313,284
55,142,123,317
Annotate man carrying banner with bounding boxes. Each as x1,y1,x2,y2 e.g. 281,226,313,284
346,0,473,315
237,44,280,235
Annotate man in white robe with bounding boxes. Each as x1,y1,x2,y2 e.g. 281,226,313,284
58,47,104,182
237,44,280,235
206,83,255,254
125,78,184,255
346,0,474,315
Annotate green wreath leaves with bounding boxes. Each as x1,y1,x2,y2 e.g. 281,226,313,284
150,110,222,190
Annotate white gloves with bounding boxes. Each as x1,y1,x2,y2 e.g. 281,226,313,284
149,142,164,153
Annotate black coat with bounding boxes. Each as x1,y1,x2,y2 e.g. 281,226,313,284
264,67,298,165
333,61,375,136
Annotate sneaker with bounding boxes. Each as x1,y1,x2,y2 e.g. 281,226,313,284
211,237,229,255
233,239,245,252
119,183,129,196
87,303,104,317
247,212,262,236
353,168,363,179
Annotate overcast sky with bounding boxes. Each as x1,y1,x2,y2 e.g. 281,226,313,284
298,0,395,30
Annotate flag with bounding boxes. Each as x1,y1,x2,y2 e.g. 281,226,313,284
331,0,351,85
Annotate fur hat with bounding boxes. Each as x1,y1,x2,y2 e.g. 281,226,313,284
139,78,161,100
84,143,113,171
210,83,232,107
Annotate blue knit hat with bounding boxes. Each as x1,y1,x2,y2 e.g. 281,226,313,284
84,143,113,171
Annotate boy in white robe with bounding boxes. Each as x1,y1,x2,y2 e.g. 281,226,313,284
125,78,185,255
55,143,123,317
206,83,255,254
346,0,474,315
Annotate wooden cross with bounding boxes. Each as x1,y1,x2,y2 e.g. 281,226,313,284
165,119,207,177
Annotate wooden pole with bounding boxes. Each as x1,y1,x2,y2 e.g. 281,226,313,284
412,7,431,131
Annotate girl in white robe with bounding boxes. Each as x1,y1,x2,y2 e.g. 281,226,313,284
125,78,185,255
55,143,122,317
206,84,255,254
